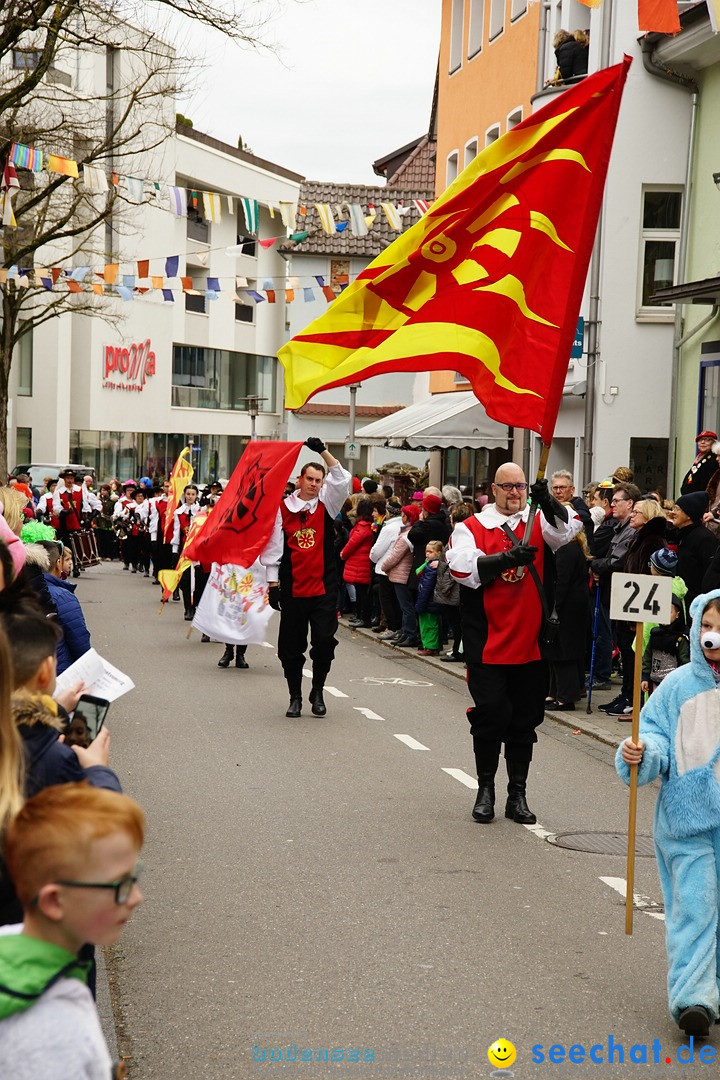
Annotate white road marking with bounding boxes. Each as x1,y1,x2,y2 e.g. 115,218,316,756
351,676,433,687
302,668,312,679
258,641,274,649
442,768,477,789
523,822,556,841
324,686,347,698
393,734,430,751
353,707,386,721
599,875,665,921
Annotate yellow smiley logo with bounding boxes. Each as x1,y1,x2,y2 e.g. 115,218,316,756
488,1039,516,1069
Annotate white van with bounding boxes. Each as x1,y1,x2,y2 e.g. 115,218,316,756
10,464,97,489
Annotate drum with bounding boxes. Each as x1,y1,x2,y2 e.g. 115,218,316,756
70,529,101,568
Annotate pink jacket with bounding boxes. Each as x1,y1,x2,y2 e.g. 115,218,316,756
341,519,374,584
379,525,413,584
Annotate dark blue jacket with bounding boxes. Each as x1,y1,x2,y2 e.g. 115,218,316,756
415,561,442,614
21,722,121,799
43,574,91,673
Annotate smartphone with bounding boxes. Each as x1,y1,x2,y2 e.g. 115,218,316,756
64,694,110,749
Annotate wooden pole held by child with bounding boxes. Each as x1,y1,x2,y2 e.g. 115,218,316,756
625,619,645,935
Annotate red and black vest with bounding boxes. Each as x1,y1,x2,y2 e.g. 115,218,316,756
60,488,83,532
279,500,336,599
459,513,551,665
155,497,171,542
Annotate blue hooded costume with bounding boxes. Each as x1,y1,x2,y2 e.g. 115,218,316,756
616,588,720,1024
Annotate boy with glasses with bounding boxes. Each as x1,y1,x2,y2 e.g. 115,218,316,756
0,783,144,1078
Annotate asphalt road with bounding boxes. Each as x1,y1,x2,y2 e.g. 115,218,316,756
79,563,692,1080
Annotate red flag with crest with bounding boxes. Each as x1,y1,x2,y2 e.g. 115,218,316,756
183,442,304,568
278,59,631,442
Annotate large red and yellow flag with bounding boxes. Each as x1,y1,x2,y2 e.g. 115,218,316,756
279,59,631,442
164,446,193,542
183,441,303,569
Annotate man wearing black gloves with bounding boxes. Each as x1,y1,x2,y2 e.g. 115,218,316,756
260,439,351,718
447,462,581,825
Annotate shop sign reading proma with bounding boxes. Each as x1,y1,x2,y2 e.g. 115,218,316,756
103,339,157,392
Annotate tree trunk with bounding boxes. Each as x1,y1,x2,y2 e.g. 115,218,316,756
0,292,18,480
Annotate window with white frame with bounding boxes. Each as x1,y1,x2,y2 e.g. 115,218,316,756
485,125,500,147
468,0,484,57
511,0,527,19
446,151,459,187
638,188,682,314
489,0,504,39
507,107,522,130
450,0,464,73
464,138,478,167
15,329,33,397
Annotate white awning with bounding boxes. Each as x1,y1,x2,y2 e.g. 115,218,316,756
355,391,509,450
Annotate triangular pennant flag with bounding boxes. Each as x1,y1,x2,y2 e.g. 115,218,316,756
51,267,63,285
193,250,209,268
290,231,309,243
258,238,277,249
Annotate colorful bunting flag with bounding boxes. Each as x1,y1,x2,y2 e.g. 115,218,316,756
258,238,277,249
241,197,259,235
202,191,222,223
165,255,179,278
92,283,104,295
347,204,369,237
303,288,315,303
414,199,430,216
47,155,79,178
279,201,297,229
638,0,681,32
162,289,174,301
278,59,631,442
381,202,402,231
10,142,43,172
247,290,265,303
82,164,109,193
315,203,336,235
290,231,309,243
169,186,187,217
152,276,163,289
137,260,149,279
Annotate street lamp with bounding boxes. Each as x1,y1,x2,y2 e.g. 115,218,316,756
238,395,267,441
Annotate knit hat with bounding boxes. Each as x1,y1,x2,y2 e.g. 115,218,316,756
649,547,678,576
122,479,137,488
422,493,443,515
352,476,362,493
412,490,424,501
675,491,709,523
386,499,402,517
696,430,717,441
401,503,421,523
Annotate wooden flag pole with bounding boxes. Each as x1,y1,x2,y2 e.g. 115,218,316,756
522,441,551,546
625,619,644,935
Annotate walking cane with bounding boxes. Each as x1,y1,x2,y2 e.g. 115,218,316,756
586,584,601,713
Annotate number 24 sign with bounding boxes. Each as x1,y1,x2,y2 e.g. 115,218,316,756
609,573,673,624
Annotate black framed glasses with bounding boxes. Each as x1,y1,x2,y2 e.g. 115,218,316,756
496,482,528,492
55,860,143,905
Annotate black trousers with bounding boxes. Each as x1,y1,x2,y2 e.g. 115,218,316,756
180,565,208,613
466,660,547,774
378,575,402,632
277,592,338,693
616,621,636,700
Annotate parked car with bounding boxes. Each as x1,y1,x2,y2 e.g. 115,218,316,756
10,463,97,489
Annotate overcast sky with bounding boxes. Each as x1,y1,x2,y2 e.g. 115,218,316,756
176,0,440,185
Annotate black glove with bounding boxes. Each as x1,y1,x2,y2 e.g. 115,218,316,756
529,478,568,526
305,437,326,454
268,585,281,611
476,546,538,585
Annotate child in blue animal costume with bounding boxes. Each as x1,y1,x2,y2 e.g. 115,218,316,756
617,588,720,1038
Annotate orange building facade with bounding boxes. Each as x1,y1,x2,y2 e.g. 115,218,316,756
430,0,540,397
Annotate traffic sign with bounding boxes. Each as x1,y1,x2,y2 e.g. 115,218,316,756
344,440,361,461
609,572,672,624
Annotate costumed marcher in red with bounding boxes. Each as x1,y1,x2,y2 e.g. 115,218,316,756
260,438,351,718
680,431,717,496
36,480,60,531
52,469,100,577
447,463,581,825
172,484,205,620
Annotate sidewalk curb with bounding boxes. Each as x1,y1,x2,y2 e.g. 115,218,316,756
341,622,623,751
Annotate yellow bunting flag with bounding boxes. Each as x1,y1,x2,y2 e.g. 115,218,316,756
47,155,79,178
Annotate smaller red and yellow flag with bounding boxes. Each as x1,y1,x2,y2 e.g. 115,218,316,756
164,446,193,544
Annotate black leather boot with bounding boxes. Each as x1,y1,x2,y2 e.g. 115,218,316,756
505,756,537,824
472,780,495,823
218,645,234,668
286,692,302,718
309,687,326,716
235,646,249,669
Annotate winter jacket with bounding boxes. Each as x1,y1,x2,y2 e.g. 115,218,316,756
680,450,716,496
623,515,667,576
556,38,588,81
370,516,403,576
340,519,374,584
433,556,460,606
570,495,594,543
380,525,414,584
642,623,690,685
43,574,91,673
406,513,451,590
675,522,718,608
18,544,56,616
415,561,441,614
547,540,590,662
0,933,111,1080
590,517,633,606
